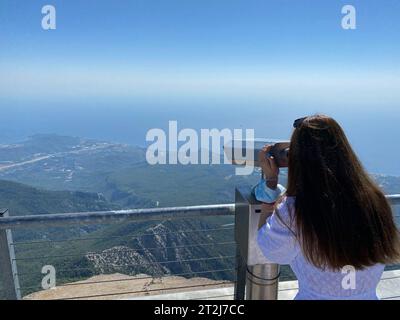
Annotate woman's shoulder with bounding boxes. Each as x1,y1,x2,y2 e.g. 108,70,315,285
283,195,296,203
277,195,296,211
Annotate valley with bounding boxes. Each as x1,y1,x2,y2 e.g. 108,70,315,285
0,134,399,299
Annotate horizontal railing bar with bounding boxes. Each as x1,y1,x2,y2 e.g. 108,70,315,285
2,195,398,231
14,241,237,261
0,204,235,230
53,281,235,300
192,294,234,300
271,275,400,294
388,194,400,205
18,268,237,291
382,295,400,300
11,226,234,246
380,275,400,281
16,255,238,276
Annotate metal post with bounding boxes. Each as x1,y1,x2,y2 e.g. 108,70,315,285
0,209,21,300
234,186,280,300
234,247,246,300
246,264,280,300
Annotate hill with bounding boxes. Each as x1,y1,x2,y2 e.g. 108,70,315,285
1,134,398,209
0,134,150,207
0,180,236,299
0,179,118,217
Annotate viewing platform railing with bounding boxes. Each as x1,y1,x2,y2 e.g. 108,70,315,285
0,195,399,300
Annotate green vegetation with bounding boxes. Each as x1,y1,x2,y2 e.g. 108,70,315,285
0,179,237,298
0,179,119,217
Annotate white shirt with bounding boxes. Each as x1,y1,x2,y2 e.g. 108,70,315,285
257,196,385,300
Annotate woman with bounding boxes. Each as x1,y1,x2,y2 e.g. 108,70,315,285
256,114,400,300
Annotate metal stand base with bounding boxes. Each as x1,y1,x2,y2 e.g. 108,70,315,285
246,264,280,300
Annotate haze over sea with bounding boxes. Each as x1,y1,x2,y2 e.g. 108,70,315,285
1,98,399,177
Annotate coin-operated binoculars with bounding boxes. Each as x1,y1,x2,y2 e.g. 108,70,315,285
224,140,289,300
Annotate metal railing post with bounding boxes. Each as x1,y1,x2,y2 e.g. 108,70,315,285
234,186,280,300
234,246,246,300
0,209,21,300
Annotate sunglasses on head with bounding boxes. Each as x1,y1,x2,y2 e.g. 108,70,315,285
293,117,307,128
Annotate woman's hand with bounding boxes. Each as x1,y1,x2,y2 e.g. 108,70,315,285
261,202,275,214
258,144,279,189
258,202,275,230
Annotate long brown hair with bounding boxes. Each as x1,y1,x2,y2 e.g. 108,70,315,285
286,114,400,270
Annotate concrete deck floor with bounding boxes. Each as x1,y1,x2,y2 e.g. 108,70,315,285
129,270,400,300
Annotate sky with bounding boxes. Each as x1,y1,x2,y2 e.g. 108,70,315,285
0,0,399,174
0,0,399,105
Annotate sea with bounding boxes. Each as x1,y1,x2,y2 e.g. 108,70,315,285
0,97,399,176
